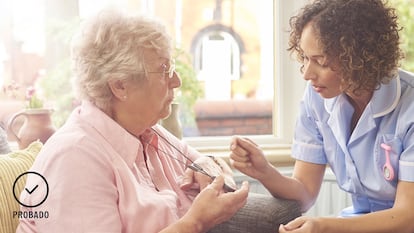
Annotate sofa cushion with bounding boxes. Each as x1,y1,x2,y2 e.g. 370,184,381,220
0,141,42,233
208,192,302,233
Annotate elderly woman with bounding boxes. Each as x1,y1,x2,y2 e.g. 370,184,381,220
16,9,249,233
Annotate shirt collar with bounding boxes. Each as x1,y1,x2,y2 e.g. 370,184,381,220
324,74,400,118
77,101,156,168
371,74,400,117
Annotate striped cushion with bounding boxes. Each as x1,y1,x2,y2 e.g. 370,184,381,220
0,141,42,233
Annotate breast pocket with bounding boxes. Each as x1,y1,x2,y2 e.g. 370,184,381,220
375,134,402,183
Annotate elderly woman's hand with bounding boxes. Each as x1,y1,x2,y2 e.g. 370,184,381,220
180,156,237,192
181,175,249,232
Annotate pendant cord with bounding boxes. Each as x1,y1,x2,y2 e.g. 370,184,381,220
147,128,213,178
147,127,236,192
150,128,196,164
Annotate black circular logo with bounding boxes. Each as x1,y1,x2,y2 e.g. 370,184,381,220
13,171,49,208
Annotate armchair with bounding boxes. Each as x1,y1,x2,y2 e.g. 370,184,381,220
0,141,42,233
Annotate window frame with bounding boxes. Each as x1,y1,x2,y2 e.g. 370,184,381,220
184,0,307,166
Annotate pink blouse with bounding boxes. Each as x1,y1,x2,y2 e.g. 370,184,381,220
17,101,201,233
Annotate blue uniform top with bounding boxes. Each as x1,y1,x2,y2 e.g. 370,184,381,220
292,69,414,215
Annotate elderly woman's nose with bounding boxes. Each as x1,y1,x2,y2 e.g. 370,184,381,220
170,71,182,88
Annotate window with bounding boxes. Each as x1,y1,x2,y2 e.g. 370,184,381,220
193,29,241,100
157,0,278,139
184,1,306,163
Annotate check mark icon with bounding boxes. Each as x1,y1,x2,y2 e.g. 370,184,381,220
25,185,39,194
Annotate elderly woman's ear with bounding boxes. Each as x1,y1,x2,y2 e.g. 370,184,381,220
108,79,128,101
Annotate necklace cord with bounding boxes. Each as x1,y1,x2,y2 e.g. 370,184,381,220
148,128,236,192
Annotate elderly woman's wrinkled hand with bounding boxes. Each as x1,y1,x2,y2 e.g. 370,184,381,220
182,175,249,232
180,156,237,192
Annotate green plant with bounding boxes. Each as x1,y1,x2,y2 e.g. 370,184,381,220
25,86,44,109
174,48,204,126
391,0,414,71
2,81,45,109
39,18,79,127
39,59,74,127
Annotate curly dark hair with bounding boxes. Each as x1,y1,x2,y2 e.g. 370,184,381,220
288,0,404,94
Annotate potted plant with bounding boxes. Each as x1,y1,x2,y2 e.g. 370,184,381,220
4,82,56,149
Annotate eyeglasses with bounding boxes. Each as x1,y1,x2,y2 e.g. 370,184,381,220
146,59,176,79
